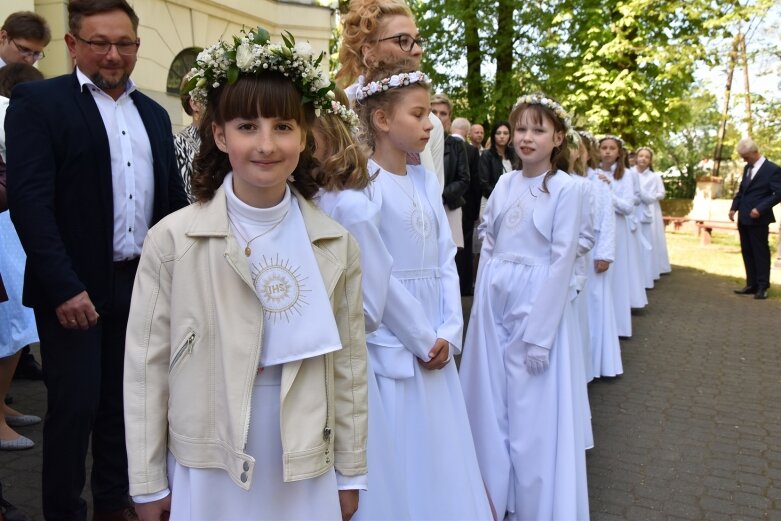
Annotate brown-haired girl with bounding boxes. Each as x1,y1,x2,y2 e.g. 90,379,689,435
598,135,647,338
353,61,492,520
460,94,589,520
124,28,368,521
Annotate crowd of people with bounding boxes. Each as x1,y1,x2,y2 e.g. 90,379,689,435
0,0,686,520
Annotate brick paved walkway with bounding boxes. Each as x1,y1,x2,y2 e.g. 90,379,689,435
2,266,781,520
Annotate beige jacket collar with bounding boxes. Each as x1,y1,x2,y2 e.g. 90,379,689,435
184,183,348,399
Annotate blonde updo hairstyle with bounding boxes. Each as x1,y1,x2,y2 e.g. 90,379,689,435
336,0,414,87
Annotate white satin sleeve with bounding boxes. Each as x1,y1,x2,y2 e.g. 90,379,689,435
322,190,392,334
594,180,616,263
522,181,581,349
427,170,464,354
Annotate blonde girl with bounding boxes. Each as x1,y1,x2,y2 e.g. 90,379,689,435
634,147,671,277
353,60,492,520
310,88,409,521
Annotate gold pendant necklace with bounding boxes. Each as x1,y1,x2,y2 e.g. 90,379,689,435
229,210,289,257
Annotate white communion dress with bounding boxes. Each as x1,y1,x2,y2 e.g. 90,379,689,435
460,170,589,521
315,187,411,521
365,159,493,520
636,167,671,277
586,170,623,378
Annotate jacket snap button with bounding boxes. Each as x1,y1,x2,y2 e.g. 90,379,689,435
243,461,250,471
240,472,248,483
325,458,330,464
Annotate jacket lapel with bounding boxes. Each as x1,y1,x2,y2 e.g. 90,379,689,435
131,90,166,222
71,73,113,248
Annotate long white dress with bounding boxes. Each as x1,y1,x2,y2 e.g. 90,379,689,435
629,168,655,289
315,188,410,521
460,170,589,521
366,160,492,520
636,168,670,276
586,171,623,378
602,165,644,336
163,179,349,521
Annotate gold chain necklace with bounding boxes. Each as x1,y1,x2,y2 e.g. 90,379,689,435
229,210,289,257
385,171,418,208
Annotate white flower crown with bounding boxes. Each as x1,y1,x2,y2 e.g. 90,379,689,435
354,71,430,102
513,94,572,129
599,134,625,148
577,129,595,145
184,27,334,116
326,100,360,128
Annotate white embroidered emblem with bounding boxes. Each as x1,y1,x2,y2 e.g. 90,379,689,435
504,205,524,229
251,254,309,322
408,206,435,243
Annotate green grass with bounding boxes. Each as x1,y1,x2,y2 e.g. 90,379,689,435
666,229,781,300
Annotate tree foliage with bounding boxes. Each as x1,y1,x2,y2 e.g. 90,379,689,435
403,0,776,196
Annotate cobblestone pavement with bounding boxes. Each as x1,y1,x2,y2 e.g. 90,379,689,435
588,267,781,521
2,266,781,520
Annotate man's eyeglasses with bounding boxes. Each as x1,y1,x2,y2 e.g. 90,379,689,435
11,40,45,62
73,34,140,55
377,33,424,52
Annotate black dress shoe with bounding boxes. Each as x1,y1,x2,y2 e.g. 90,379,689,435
734,286,757,295
13,348,43,380
754,288,769,300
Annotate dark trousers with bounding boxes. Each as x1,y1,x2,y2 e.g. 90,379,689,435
35,262,136,521
457,218,477,296
738,223,771,290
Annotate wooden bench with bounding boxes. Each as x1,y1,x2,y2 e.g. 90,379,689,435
663,216,688,231
695,220,779,245
695,220,737,245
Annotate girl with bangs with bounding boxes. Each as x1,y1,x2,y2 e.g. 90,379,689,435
460,95,589,520
310,88,409,520
352,60,492,520
124,30,368,521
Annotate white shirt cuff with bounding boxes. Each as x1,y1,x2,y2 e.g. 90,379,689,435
133,489,171,504
336,471,368,491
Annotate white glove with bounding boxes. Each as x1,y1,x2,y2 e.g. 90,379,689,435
525,344,550,376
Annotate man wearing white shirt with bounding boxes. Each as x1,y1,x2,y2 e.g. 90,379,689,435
6,1,187,519
729,138,781,300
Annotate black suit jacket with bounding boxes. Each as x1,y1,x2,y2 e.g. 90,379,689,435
6,72,188,312
442,134,469,210
730,158,781,226
462,142,482,223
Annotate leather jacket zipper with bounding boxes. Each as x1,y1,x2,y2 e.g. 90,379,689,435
170,332,196,374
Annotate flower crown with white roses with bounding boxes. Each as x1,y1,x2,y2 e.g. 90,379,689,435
184,26,335,116
354,71,430,102
326,100,360,128
513,94,572,129
599,134,625,148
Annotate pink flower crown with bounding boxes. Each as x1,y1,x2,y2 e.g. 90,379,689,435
354,71,430,101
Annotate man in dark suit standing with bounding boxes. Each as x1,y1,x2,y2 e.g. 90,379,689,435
6,0,188,519
451,117,481,295
729,138,781,300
